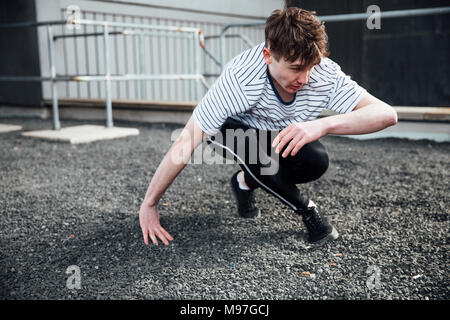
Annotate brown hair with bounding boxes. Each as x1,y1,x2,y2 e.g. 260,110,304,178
265,7,329,66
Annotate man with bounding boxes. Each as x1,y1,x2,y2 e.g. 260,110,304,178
139,8,397,246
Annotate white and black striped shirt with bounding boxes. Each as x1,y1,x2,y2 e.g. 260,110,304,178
193,42,366,136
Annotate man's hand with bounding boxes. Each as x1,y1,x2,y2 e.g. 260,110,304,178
138,115,206,246
272,93,397,158
139,204,174,246
272,120,327,157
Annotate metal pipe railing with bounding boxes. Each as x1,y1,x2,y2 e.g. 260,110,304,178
319,6,450,22
219,6,450,69
70,18,205,48
0,18,209,130
46,25,60,129
103,25,113,128
204,34,254,67
0,74,207,82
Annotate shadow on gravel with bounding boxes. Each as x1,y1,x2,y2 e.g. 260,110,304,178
1,208,311,299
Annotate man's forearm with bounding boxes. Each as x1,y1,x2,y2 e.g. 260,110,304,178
142,138,194,208
322,103,397,136
141,114,205,208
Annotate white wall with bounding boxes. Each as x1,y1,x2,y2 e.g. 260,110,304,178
35,0,285,102
93,0,284,21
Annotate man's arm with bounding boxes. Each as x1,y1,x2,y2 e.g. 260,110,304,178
322,91,398,135
272,92,398,157
139,114,206,246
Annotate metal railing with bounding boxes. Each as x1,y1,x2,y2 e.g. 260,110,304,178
0,18,208,130
219,6,450,69
203,33,255,77
2,6,449,130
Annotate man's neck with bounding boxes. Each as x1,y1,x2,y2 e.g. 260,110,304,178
272,79,294,103
267,68,294,103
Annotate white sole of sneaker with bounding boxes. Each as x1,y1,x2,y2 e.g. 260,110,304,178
312,227,339,246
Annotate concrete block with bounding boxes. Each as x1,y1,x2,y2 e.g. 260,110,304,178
21,125,139,144
0,124,22,133
395,107,450,121
340,121,450,142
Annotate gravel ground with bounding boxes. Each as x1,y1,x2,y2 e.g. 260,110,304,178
0,117,448,300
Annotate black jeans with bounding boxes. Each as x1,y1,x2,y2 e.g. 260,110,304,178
206,117,329,212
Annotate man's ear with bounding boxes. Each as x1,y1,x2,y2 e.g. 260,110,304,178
262,47,272,65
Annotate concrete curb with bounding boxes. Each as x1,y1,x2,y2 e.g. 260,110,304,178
49,99,450,122
1,100,449,125
320,106,450,121
21,125,140,144
0,123,22,133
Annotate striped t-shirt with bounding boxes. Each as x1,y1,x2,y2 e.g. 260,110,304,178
193,42,366,136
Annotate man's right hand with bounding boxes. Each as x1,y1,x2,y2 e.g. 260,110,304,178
139,203,174,246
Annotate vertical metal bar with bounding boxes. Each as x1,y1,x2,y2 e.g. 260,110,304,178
84,18,91,98
189,28,194,101
139,33,146,100
153,18,163,100
194,30,202,101
140,16,148,100
132,16,139,99
73,19,80,98
164,19,170,101
228,28,233,66
230,28,235,62
61,10,70,98
220,29,226,71
94,12,101,98
113,14,120,99
182,22,189,100
215,25,220,78
169,19,176,101
123,15,130,99
203,26,208,88
191,23,196,101
103,24,113,128
148,17,155,100
47,25,60,130
150,18,154,100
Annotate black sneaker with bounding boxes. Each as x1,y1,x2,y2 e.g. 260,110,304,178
230,171,260,218
297,206,339,244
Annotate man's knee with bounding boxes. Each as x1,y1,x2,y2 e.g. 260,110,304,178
312,150,329,179
292,141,329,182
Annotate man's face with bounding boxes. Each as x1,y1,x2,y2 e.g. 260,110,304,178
263,47,315,95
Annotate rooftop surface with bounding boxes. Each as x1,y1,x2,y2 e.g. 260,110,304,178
0,117,448,300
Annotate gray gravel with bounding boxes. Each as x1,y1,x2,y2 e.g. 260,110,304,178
0,117,448,300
